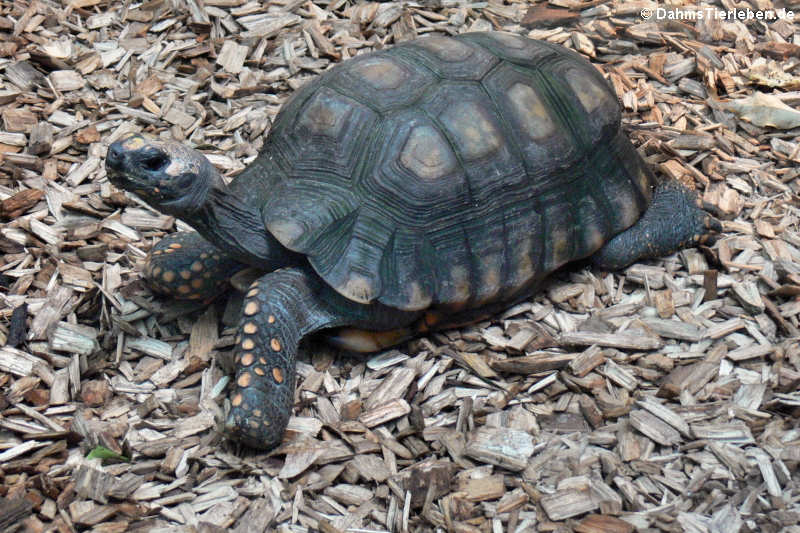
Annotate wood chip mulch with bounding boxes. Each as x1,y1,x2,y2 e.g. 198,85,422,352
1,1,799,532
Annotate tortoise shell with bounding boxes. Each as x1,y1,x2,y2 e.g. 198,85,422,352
238,32,656,311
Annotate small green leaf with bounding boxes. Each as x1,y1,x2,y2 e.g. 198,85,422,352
86,446,130,463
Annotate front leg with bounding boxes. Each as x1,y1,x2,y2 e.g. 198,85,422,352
144,231,245,301
224,266,420,449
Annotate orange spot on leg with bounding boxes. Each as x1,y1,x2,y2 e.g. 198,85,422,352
232,393,243,407
191,261,204,272
191,278,204,289
169,243,182,249
241,353,254,366
270,338,281,351
254,367,265,376
243,322,257,334
180,270,191,280
237,372,252,387
268,315,276,324
272,367,284,383
242,338,255,350
178,285,191,295
162,271,175,283
244,301,259,316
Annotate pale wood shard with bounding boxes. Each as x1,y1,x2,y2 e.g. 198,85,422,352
358,398,411,428
541,486,598,521
125,337,173,360
217,41,249,74
569,345,607,377
464,427,534,472
364,366,416,410
490,351,575,374
642,318,704,342
691,423,755,445
49,322,99,355
457,473,505,502
601,359,638,392
628,409,681,446
658,360,719,398
560,331,663,351
575,514,634,533
635,397,692,437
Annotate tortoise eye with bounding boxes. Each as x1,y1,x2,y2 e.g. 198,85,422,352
141,152,169,172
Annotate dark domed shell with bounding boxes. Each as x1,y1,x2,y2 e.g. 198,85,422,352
256,32,656,311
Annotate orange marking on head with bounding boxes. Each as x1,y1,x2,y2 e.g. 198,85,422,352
180,270,191,280
191,278,204,289
241,352,254,366
272,367,284,383
162,271,175,283
244,301,259,316
237,372,252,387
254,367,265,376
268,315,276,324
270,338,281,351
169,243,182,249
243,322,257,334
191,261,204,272
178,285,191,295
231,393,243,407
242,338,255,350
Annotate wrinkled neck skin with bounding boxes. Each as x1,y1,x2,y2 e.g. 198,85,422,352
179,174,299,270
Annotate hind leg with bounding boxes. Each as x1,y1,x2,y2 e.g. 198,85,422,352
591,181,721,270
144,231,245,301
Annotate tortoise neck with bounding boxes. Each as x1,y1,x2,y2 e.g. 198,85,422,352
188,185,299,270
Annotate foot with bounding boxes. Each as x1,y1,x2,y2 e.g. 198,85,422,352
591,181,721,271
224,266,419,449
143,232,245,301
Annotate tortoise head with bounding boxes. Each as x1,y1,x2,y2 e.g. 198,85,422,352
106,133,221,216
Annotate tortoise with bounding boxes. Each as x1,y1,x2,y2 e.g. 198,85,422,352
105,31,720,450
